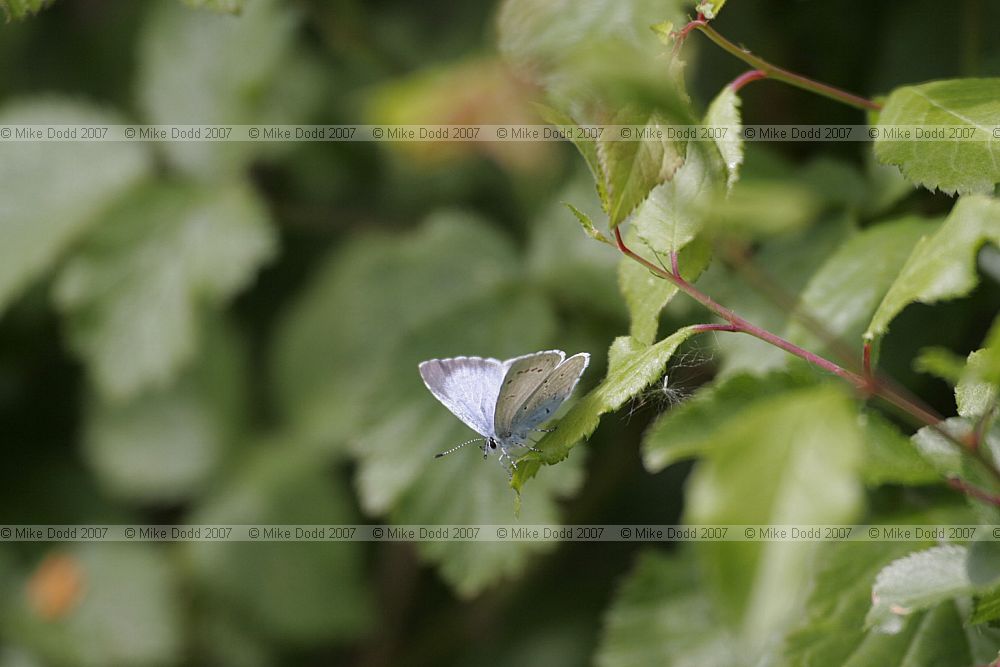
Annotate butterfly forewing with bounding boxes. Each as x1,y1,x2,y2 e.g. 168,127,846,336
418,357,506,438
508,353,590,439
493,351,565,437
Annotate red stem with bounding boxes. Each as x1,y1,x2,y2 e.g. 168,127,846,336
729,69,767,92
948,478,1000,507
613,228,944,428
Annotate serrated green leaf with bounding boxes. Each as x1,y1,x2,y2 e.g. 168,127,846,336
513,327,699,488
859,411,940,487
685,385,865,640
138,0,321,175
1,0,52,20
8,545,182,666
787,216,938,354
867,545,973,630
782,540,923,666
180,0,243,13
595,550,737,667
564,203,612,245
0,99,151,318
52,181,276,401
598,111,686,227
186,448,372,645
618,235,711,345
874,78,1000,194
703,86,743,189
783,535,996,667
82,317,245,503
642,369,815,471
957,349,999,418
631,141,721,254
865,195,1000,344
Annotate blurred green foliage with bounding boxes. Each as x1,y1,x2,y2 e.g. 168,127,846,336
0,0,999,665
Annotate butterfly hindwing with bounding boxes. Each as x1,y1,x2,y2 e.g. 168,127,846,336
493,350,565,438
418,357,506,438
508,353,590,439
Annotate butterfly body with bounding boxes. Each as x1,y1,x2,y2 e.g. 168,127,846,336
418,350,589,472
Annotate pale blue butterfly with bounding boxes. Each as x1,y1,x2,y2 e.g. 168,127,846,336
419,350,590,474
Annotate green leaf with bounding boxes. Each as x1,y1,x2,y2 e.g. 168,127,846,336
859,410,940,487
914,346,966,384
783,533,997,666
865,195,1000,344
597,111,686,227
695,0,727,19
618,236,711,345
565,203,613,245
513,327,699,488
596,550,737,667
82,317,245,503
0,0,52,20
630,141,722,254
180,0,243,13
138,0,322,175
867,545,974,630
703,86,743,189
782,540,923,666
0,99,151,317
957,349,999,418
685,385,865,639
53,181,276,401
8,545,182,665
186,448,372,645
642,369,815,472
971,586,1000,625
786,216,939,354
874,78,1000,194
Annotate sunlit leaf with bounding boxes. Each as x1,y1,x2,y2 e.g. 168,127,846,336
787,216,938,353
874,78,1000,194
865,195,1000,344
180,0,243,13
867,545,973,630
703,86,743,189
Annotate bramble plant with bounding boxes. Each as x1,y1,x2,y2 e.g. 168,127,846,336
1,0,999,664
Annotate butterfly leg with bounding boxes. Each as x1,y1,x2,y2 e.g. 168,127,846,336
533,427,557,433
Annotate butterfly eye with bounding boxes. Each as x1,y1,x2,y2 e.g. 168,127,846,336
489,439,497,450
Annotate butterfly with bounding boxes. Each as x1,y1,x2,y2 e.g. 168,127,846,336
418,350,590,474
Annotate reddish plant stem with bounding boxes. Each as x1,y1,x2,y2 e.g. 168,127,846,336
679,20,882,112
863,341,875,386
729,69,767,93
614,228,944,429
948,478,1000,507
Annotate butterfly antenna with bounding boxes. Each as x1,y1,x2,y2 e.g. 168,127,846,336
434,437,485,459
